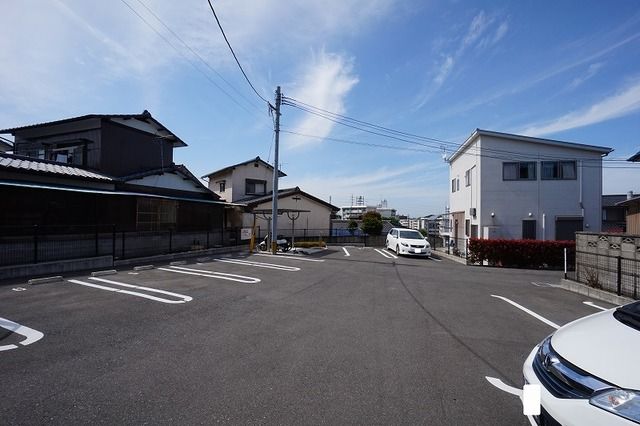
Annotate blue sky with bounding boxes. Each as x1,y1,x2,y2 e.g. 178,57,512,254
1,0,639,216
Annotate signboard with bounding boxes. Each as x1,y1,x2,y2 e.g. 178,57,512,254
240,228,253,240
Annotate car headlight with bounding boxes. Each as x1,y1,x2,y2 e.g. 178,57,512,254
425,242,431,248
401,242,409,247
590,389,640,423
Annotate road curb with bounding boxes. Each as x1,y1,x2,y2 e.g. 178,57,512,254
560,279,635,305
91,270,118,277
27,276,63,285
133,265,154,271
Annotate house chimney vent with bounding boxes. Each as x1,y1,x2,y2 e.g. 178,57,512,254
628,191,634,200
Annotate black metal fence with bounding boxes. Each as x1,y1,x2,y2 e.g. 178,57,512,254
255,228,387,247
0,225,247,267
573,250,639,299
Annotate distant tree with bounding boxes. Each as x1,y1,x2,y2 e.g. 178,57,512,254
347,219,358,235
361,211,383,235
418,228,428,237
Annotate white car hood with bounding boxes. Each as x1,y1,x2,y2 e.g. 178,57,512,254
552,309,640,389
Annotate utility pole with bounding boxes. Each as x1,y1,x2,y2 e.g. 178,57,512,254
271,86,282,254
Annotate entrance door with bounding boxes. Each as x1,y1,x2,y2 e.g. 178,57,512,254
522,220,536,240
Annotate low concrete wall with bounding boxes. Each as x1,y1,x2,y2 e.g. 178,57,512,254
114,245,249,268
0,256,113,281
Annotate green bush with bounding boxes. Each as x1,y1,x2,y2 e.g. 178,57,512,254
467,238,574,269
361,211,383,235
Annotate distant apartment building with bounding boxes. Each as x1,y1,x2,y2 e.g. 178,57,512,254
444,129,612,254
340,197,397,219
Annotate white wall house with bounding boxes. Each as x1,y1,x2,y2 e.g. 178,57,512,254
445,129,612,253
202,156,338,235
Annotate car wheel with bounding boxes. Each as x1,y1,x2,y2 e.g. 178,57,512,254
396,245,400,254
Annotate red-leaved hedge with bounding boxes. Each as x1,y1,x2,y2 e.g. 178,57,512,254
467,238,575,269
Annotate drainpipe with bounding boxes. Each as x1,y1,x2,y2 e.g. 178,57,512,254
579,160,584,217
542,213,546,241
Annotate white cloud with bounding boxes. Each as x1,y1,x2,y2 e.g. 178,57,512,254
567,62,603,90
519,79,640,136
284,50,359,148
416,11,506,108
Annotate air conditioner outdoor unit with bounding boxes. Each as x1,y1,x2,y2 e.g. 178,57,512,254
469,208,476,217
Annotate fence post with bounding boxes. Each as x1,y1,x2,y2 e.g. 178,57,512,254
95,224,99,257
564,248,567,280
121,230,126,260
206,229,210,249
617,256,622,296
33,224,39,264
111,224,116,265
169,228,173,253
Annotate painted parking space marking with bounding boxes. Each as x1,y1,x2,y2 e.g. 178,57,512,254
530,281,561,287
342,247,350,257
374,248,397,259
253,253,325,262
214,258,300,271
159,266,260,284
583,301,609,311
0,317,44,351
429,256,442,262
68,278,192,304
485,377,537,425
491,295,560,329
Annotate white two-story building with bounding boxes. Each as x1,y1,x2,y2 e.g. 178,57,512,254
445,129,612,253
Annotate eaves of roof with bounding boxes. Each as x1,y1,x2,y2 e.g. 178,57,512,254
0,153,113,181
0,110,187,148
447,128,613,163
201,156,287,179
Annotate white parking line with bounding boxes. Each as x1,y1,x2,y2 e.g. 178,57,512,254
374,248,397,259
429,256,442,262
583,301,609,311
214,258,300,271
253,253,325,262
342,247,350,257
159,266,260,284
68,278,192,304
491,295,560,329
485,377,537,425
0,317,44,351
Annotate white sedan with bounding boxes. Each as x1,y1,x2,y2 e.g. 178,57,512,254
385,228,431,257
523,301,640,425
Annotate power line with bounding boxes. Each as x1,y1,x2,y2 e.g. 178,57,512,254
119,0,267,122
282,97,633,164
134,0,265,115
281,128,640,169
206,0,271,106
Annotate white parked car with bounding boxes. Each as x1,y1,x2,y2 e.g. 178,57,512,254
385,228,431,257
523,301,640,425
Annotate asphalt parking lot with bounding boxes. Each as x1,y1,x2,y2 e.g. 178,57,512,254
1,247,615,425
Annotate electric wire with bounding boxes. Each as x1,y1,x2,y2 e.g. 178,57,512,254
282,98,636,166
206,0,271,106
134,0,265,115
119,0,266,122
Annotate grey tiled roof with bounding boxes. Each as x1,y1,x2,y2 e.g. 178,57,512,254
0,154,113,181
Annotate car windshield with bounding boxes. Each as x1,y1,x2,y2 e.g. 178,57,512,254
399,230,424,239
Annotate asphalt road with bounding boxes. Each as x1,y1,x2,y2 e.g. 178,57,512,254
1,247,615,425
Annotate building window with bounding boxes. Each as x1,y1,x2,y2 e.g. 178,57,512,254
451,178,456,193
245,179,266,195
218,181,226,192
136,198,177,231
541,161,576,180
503,162,536,180
465,169,472,187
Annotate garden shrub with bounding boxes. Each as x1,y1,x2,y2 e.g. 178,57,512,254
467,238,574,269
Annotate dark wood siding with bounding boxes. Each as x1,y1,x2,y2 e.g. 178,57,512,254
100,120,173,177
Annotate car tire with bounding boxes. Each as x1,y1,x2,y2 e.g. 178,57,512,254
396,245,400,255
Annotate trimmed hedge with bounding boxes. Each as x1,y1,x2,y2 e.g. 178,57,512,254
467,238,575,269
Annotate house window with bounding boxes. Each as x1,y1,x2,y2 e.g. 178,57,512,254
465,169,472,187
541,161,576,180
245,179,266,195
503,162,536,180
136,198,177,231
451,178,456,193
522,220,536,240
218,181,226,192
